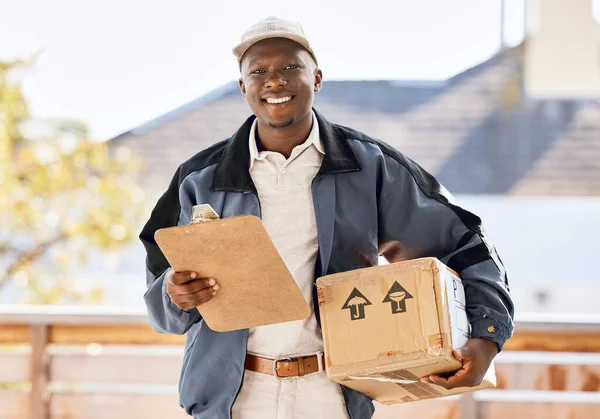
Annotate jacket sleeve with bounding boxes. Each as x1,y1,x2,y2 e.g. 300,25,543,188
377,155,514,350
139,167,201,335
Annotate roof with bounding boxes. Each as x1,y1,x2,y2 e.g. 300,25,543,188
110,45,600,196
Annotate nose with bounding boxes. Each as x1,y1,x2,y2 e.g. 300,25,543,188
264,70,287,89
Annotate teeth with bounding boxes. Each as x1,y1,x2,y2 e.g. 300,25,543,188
266,96,292,104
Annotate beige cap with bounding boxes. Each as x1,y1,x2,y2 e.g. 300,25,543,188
232,16,318,66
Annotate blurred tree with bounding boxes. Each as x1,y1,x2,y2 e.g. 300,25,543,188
0,58,147,304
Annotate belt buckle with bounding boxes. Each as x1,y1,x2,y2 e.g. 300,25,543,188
315,351,324,372
273,357,294,380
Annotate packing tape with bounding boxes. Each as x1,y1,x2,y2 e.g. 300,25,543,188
346,369,444,399
427,333,445,356
317,286,333,307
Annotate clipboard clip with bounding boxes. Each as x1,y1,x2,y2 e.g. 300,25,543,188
191,204,220,224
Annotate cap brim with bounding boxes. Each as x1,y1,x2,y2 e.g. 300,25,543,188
233,32,317,66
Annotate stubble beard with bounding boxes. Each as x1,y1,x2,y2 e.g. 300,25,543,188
268,119,294,129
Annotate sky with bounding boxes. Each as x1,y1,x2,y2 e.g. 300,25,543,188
1,0,595,140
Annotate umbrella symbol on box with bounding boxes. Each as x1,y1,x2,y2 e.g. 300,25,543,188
342,288,372,321
383,281,413,314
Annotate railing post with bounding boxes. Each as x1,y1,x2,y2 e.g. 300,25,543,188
460,392,478,419
30,324,50,419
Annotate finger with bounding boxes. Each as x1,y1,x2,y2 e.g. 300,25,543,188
454,345,475,362
430,372,468,389
175,300,204,310
423,375,449,388
181,286,217,303
424,361,474,385
424,362,475,389
172,278,217,295
168,271,198,285
173,287,217,309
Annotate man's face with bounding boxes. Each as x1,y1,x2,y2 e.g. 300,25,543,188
239,38,322,129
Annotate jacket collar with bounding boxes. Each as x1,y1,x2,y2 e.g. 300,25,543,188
248,110,324,170
212,108,360,193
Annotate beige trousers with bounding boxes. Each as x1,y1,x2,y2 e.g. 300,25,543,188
231,369,350,419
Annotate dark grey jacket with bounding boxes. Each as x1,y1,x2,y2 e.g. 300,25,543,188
140,110,514,419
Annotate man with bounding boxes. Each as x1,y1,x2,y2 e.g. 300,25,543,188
140,16,514,419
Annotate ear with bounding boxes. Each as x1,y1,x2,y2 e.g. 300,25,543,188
313,69,323,93
239,78,247,99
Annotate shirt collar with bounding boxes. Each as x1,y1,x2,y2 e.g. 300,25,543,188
249,110,324,170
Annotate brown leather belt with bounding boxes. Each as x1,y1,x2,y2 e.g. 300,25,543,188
245,354,324,378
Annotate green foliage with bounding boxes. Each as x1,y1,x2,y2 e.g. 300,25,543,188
0,59,146,304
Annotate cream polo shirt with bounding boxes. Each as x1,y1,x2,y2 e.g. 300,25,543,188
247,111,325,358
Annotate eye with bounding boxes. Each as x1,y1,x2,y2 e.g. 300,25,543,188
251,69,266,75
285,64,299,70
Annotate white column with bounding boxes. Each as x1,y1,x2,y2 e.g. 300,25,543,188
525,0,600,98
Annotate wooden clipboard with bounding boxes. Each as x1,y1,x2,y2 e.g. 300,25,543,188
154,215,311,332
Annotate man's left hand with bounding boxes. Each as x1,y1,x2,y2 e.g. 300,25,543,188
421,338,498,389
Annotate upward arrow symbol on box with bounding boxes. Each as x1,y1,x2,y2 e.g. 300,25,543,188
341,288,372,321
382,281,413,314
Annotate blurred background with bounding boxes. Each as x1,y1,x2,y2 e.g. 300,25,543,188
1,0,599,418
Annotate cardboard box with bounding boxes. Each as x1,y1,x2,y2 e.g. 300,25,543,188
316,257,495,404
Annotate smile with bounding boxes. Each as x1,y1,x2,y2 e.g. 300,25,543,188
265,96,293,104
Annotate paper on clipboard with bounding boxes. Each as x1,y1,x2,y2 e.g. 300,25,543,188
154,214,311,332
191,204,219,223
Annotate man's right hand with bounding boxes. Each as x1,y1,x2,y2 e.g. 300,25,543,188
166,271,219,310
